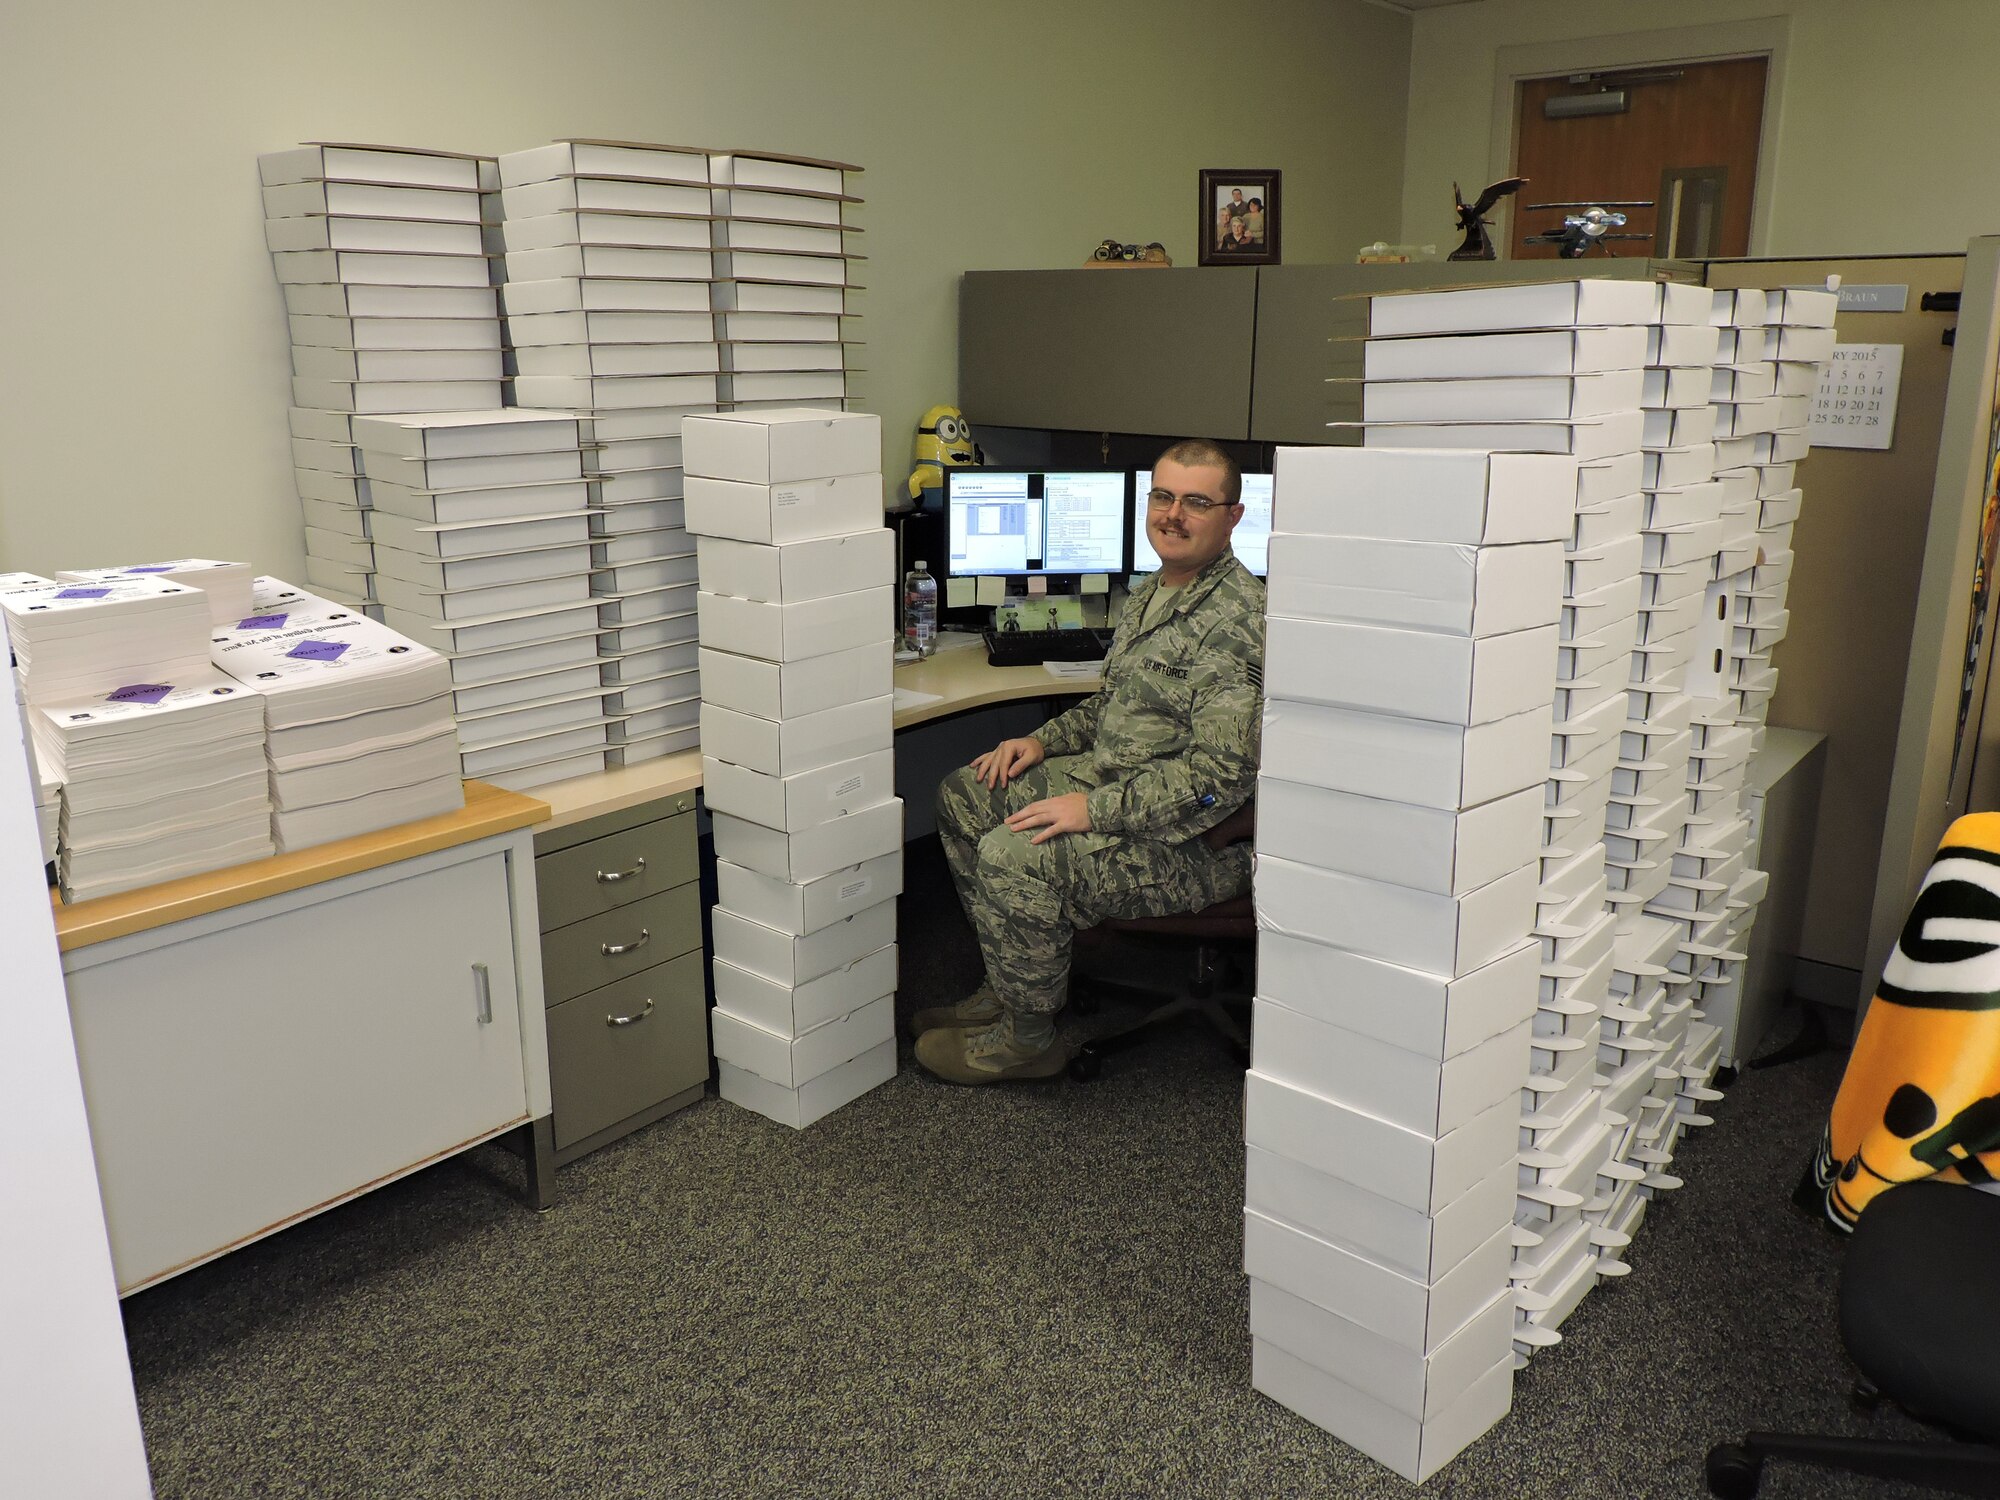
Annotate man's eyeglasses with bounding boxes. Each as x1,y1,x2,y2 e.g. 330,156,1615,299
1146,488,1233,515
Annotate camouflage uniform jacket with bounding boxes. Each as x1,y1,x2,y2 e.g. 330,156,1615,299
1036,551,1265,843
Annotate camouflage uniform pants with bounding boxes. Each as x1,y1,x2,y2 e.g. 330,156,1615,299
934,755,1253,1016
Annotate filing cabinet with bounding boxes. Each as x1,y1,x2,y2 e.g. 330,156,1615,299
534,791,708,1163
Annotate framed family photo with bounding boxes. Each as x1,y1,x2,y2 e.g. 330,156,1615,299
1198,168,1281,266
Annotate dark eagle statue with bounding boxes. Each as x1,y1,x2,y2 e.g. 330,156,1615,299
1448,176,1527,261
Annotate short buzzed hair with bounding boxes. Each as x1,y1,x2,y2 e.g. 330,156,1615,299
1154,439,1242,506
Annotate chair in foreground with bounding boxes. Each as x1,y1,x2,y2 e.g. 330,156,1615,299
1706,1180,2000,1497
1067,801,1256,1081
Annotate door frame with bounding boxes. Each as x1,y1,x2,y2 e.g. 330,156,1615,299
1485,17,1792,260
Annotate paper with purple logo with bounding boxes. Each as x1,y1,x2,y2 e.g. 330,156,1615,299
55,588,111,600
287,640,351,662
238,614,289,632
105,684,175,706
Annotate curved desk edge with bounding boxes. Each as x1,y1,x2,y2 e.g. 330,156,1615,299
53,781,550,952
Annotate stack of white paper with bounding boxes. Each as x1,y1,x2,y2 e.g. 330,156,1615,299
689,408,899,1127
33,669,272,903
1251,444,1575,1482
261,142,505,606
56,559,254,626
349,409,611,791
2,577,212,707
0,574,59,862
708,150,862,409
209,582,465,850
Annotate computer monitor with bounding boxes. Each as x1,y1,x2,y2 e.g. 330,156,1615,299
944,470,1128,577
1130,470,1273,577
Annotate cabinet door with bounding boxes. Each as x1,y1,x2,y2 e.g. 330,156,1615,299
65,850,528,1293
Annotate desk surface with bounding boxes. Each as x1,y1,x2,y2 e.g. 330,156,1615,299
53,780,549,953
535,642,1101,831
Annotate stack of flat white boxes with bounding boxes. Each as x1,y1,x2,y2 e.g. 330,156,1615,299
497,140,724,765
1250,443,1575,1482
687,409,901,1129
349,410,608,791
3,572,64,865
260,144,505,614
710,152,862,410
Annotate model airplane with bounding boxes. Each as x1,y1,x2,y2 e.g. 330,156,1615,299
1448,176,1528,261
1523,200,1654,258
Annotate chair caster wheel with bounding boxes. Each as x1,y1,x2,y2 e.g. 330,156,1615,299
1705,1443,1763,1499
1069,1046,1103,1082
1850,1377,1882,1413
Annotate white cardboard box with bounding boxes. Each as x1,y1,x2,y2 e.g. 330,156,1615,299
1263,537,1562,639
696,586,893,662
1272,448,1574,544
711,898,897,988
1252,1000,1533,1137
695,529,893,603
1359,411,1644,462
698,640,892,721
717,851,904,936
1256,778,1544,897
1363,326,1646,381
258,144,482,190
1251,1279,1515,1426
1244,1070,1521,1215
1243,1206,1513,1355
1362,369,1644,423
712,944,898,1038
702,747,895,832
1265,618,1557,726
699,695,893,778
711,993,894,1088
1368,279,1657,337
1256,854,1538,978
717,1037,896,1130
710,798,903,883
684,472,883,544
682,408,880,483
1251,1339,1512,1484
1257,931,1537,1060
1245,1146,1515,1285
1260,699,1550,812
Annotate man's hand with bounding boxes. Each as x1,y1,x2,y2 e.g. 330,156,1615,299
1005,792,1092,846
971,735,1046,790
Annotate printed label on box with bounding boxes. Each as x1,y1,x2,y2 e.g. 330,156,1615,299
106,683,174,705
774,490,802,507
838,877,871,901
830,773,864,799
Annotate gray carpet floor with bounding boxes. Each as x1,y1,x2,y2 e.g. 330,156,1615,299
124,838,1941,1499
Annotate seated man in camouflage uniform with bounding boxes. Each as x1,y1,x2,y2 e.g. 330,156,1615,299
914,438,1266,1084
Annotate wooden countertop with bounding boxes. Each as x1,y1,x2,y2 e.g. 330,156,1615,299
53,780,549,952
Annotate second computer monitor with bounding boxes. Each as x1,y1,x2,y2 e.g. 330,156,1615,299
945,470,1127,576
1131,469,1273,577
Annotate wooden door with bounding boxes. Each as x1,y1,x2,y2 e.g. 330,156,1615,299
1512,57,1767,260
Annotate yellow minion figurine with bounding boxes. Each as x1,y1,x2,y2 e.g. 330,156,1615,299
907,404,982,507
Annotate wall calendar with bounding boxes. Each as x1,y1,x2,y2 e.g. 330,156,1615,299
1809,342,1902,450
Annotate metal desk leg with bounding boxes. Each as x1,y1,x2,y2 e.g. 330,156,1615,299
520,1116,558,1212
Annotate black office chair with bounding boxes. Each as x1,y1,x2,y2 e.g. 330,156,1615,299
1706,1180,2000,1497
1067,800,1256,1081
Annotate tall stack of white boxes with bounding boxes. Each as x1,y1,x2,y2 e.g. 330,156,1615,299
709,152,862,411
1250,442,1575,1482
498,139,722,768
351,409,610,790
1254,276,1841,1478
260,144,506,615
686,409,902,1128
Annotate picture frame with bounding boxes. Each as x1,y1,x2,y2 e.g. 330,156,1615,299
1198,168,1281,267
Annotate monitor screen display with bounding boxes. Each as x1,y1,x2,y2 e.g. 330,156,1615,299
945,470,1127,576
1130,470,1273,577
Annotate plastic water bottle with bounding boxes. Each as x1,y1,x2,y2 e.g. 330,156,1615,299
903,560,938,658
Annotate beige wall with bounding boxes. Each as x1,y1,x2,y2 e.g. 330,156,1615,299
0,0,1410,580
1401,0,2000,259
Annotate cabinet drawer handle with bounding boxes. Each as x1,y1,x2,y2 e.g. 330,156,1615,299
606,998,655,1028
601,928,651,957
596,857,647,885
472,962,492,1025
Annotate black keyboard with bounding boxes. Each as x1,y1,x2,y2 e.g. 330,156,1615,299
982,627,1111,668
